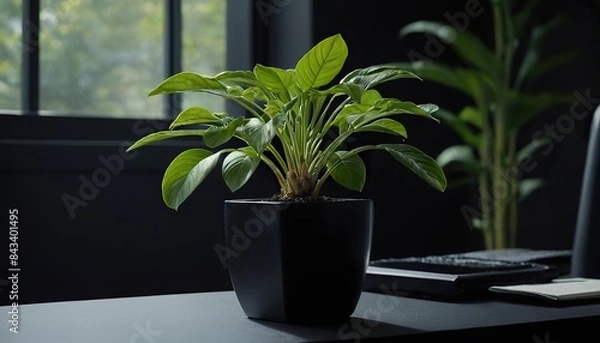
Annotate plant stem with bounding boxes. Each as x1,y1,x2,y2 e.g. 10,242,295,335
508,131,518,247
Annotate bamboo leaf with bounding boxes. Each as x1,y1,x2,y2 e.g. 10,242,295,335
400,21,499,76
519,178,545,202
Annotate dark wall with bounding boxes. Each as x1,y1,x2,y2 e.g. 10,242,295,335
1,0,599,306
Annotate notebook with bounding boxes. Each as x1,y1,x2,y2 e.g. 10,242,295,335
489,278,600,301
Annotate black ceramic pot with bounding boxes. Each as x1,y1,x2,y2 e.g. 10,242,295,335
224,198,373,324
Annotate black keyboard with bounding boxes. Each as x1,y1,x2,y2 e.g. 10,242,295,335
370,255,536,274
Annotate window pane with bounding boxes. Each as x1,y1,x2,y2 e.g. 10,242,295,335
0,0,22,112
39,0,164,118
182,0,226,113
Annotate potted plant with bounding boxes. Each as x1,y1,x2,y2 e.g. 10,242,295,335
395,0,576,249
128,34,446,324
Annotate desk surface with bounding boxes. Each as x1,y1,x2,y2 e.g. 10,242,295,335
2,291,599,342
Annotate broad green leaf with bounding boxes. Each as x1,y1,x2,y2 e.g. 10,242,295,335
327,151,366,192
333,103,371,133
170,107,221,130
215,70,260,87
244,113,285,153
356,118,407,138
253,64,295,95
203,117,244,148
434,108,482,148
263,99,286,117
162,149,224,210
458,106,483,129
318,83,364,102
436,145,480,173
341,64,421,89
242,86,269,102
377,144,447,192
517,138,550,164
519,178,545,202
348,99,437,128
507,91,572,130
400,21,499,77
296,34,348,90
127,130,205,151
360,90,382,105
222,147,260,192
148,72,226,96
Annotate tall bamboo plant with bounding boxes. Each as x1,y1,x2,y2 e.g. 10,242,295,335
396,0,576,249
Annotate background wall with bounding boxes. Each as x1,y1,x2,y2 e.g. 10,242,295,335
1,0,598,305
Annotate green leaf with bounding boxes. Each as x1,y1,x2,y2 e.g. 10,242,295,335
513,0,538,38
253,64,295,94
215,70,260,87
244,113,285,153
434,108,482,148
341,64,421,89
327,151,366,192
333,103,371,133
295,34,348,90
148,72,226,96
161,149,224,210
356,118,407,138
458,106,483,129
507,91,573,130
392,62,492,103
170,107,221,130
360,90,382,105
203,117,244,148
517,137,551,164
347,99,437,128
436,145,480,173
377,144,447,192
127,130,205,151
400,21,499,76
517,52,579,90
515,17,571,89
222,147,260,192
519,178,545,202
318,83,365,102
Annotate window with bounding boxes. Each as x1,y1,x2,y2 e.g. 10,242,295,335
0,0,226,119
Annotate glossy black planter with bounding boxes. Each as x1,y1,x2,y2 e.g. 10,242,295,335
224,199,373,324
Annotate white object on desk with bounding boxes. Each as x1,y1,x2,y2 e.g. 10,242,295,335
489,278,600,301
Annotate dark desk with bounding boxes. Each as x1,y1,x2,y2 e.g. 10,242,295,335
2,291,599,342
